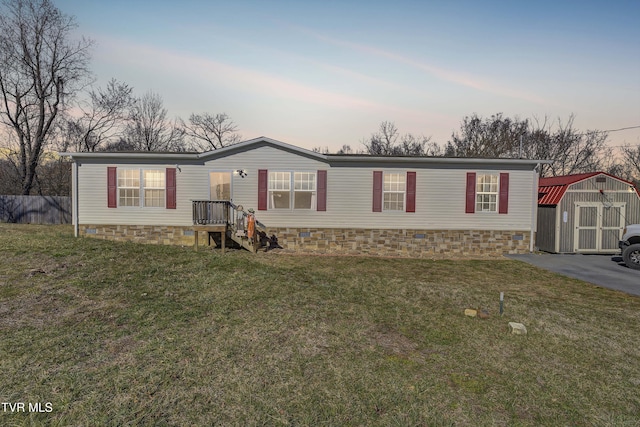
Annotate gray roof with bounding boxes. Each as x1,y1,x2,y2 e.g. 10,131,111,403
61,136,551,167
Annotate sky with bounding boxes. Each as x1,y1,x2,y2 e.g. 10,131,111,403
56,0,640,153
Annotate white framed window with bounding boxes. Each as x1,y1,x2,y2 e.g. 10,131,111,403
269,171,316,210
118,169,140,207
118,169,165,208
383,172,405,211
269,172,291,209
294,172,316,209
143,170,166,207
476,174,498,212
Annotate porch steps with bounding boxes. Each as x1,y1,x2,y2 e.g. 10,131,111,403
228,229,260,253
191,200,265,253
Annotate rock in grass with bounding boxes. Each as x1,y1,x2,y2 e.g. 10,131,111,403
464,308,477,317
508,322,527,335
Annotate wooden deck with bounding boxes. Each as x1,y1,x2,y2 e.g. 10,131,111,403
191,200,266,253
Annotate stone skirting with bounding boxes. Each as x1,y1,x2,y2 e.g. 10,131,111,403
79,224,531,257
266,228,530,257
80,225,198,246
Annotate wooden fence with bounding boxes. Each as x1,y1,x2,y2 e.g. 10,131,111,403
0,195,71,224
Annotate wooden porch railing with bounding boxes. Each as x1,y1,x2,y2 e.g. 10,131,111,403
192,200,230,225
192,200,266,230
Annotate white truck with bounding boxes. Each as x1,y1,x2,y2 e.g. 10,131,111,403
619,224,640,270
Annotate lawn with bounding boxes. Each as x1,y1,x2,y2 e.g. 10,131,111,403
0,224,639,426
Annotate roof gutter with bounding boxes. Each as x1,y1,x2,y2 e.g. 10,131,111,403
59,149,552,167
60,152,199,161
327,155,552,166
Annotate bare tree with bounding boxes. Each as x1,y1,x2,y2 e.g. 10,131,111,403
100,137,137,152
522,115,609,177
312,146,330,154
0,156,21,194
336,144,355,154
446,113,611,177
0,0,92,194
181,112,241,151
615,143,640,186
64,78,134,152
363,121,435,156
124,91,185,151
32,154,71,195
445,113,528,158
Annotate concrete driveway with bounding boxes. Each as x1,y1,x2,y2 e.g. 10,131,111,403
506,253,640,297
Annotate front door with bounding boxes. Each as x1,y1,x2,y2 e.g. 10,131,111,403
210,172,232,201
574,202,625,252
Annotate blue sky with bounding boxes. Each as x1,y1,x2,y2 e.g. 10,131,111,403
58,0,640,152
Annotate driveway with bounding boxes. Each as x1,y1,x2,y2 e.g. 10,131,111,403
506,253,640,297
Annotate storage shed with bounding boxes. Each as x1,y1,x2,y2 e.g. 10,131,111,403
536,172,640,253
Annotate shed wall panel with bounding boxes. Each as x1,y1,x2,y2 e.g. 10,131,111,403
536,206,557,252
570,175,632,191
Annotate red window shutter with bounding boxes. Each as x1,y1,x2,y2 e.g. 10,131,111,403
373,171,383,212
317,170,327,211
465,172,476,213
107,167,117,208
499,172,509,214
258,169,268,210
406,171,416,213
166,168,176,209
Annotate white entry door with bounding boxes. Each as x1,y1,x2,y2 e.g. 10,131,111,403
210,171,232,201
574,202,625,252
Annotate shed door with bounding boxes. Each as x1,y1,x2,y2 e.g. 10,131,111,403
600,203,625,251
575,205,598,251
574,203,625,252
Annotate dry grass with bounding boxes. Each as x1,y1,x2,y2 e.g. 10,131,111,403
0,224,639,426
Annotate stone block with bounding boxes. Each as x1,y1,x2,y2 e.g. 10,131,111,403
508,322,527,335
464,309,477,317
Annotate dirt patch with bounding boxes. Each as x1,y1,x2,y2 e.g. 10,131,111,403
369,325,431,364
0,286,123,329
373,328,418,355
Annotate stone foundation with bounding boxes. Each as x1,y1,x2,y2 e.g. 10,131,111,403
265,228,529,257
80,225,197,246
79,224,531,257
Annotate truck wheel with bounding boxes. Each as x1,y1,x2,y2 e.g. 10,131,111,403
622,243,640,270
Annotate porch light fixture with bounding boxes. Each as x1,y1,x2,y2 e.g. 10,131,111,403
235,169,248,178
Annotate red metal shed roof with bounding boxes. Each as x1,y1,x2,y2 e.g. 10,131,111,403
538,172,638,206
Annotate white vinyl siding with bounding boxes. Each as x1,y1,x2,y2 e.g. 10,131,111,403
78,164,197,226
76,145,537,231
